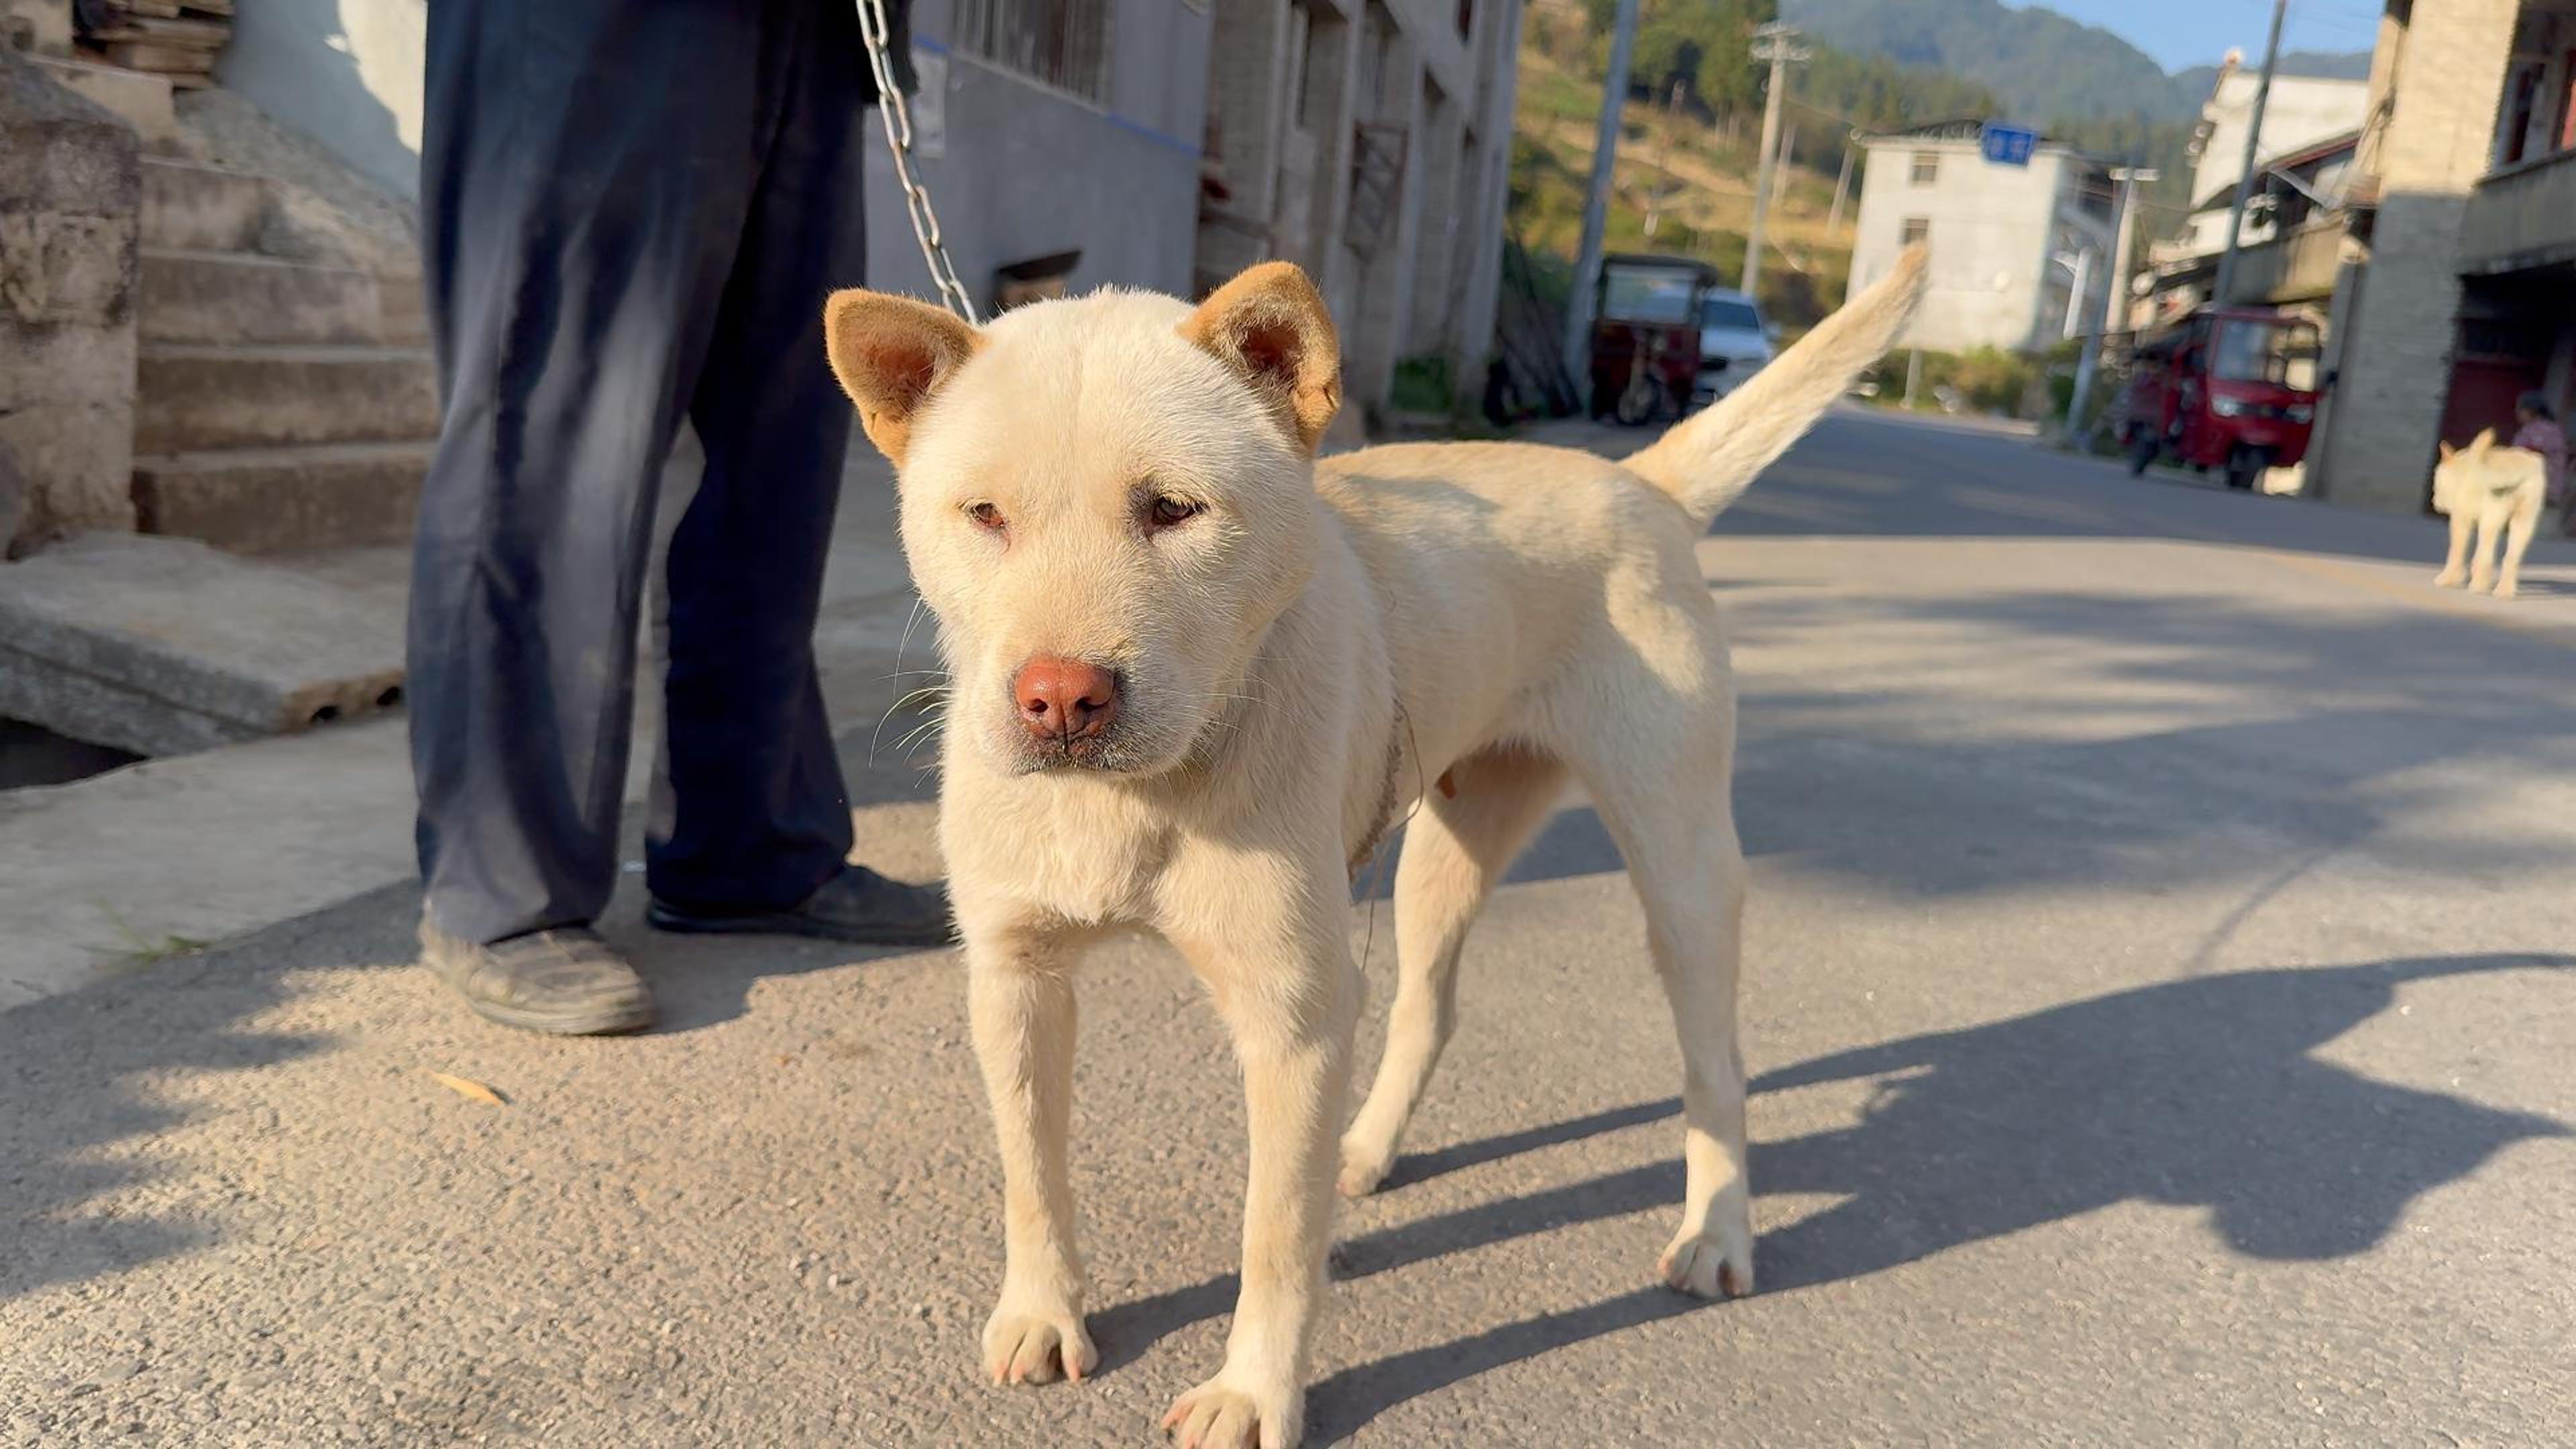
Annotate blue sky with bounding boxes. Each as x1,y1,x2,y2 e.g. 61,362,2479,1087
2033,0,2389,72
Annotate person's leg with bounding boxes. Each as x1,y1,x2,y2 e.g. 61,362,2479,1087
410,0,765,954
643,0,943,946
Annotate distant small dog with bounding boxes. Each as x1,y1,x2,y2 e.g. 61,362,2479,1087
2432,429,2546,598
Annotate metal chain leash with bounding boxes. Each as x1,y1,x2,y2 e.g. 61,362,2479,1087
855,0,980,324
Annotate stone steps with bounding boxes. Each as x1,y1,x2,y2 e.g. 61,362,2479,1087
125,152,439,557
140,156,272,252
0,532,405,757
133,441,431,555
136,343,439,454
140,248,387,345
24,53,173,146
376,272,429,345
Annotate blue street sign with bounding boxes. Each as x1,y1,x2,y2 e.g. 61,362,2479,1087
1980,123,2037,166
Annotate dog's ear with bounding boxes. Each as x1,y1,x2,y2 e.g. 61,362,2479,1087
2469,427,2496,460
2438,440,2457,462
824,290,982,466
1179,262,1342,454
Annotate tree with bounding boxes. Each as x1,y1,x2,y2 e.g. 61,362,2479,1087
1583,0,1779,120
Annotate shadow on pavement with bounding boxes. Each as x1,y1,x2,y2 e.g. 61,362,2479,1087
0,882,418,1307
1136,954,2568,1440
1354,584,2576,909
0,718,943,1305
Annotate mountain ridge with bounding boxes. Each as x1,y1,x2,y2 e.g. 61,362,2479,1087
1782,0,2370,126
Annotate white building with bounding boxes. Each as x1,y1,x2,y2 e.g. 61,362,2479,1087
2161,60,2368,262
1849,121,2116,354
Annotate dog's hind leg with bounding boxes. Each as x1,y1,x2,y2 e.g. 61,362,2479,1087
1557,629,1755,1299
1339,749,1568,1197
2496,489,2542,599
2470,504,2505,593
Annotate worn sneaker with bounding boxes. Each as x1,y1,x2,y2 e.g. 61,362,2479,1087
419,918,655,1036
646,863,954,947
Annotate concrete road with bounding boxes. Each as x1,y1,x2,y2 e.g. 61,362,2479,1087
6,411,2573,1444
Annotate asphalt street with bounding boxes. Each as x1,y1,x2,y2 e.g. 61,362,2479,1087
5,409,2572,1445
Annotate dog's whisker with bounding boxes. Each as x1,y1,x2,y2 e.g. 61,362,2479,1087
871,682,953,764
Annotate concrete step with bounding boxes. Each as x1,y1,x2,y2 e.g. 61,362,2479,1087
25,54,174,146
133,441,430,553
140,156,271,252
376,272,429,345
140,248,386,345
0,531,404,757
136,343,439,453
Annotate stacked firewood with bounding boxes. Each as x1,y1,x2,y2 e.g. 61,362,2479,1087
72,0,231,89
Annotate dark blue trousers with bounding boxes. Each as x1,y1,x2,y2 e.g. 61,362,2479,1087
410,0,876,945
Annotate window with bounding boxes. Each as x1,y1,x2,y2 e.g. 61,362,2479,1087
2559,48,2576,152
1599,265,1703,325
2500,60,2543,165
952,0,1112,106
1701,297,1763,331
1910,150,1939,184
2211,320,2320,387
1900,217,1930,247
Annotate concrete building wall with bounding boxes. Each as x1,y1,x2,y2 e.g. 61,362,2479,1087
1446,0,1523,404
212,0,1213,308
215,0,423,204
2185,72,2370,225
868,1,1212,305
1190,0,1519,418
2310,0,2523,512
1852,137,2106,354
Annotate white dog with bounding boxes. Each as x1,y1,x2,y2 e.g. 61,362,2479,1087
2432,429,2546,598
823,247,1927,1448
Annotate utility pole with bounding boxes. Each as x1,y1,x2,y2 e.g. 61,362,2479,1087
1645,79,1682,237
1562,0,1642,389
2068,164,2157,439
2057,248,2092,341
1742,21,1809,300
1827,129,1858,235
2212,0,2289,307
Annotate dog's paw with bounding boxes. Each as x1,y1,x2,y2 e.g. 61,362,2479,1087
1162,1372,1302,1449
2471,572,2496,594
1658,1224,1755,1299
981,1301,1097,1386
1335,1134,1394,1198
2494,578,2520,600
2433,569,2465,589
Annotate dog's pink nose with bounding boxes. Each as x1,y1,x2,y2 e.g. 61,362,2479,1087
1014,657,1120,742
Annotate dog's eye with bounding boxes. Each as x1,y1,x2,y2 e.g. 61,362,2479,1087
1146,496,1201,530
966,502,1005,532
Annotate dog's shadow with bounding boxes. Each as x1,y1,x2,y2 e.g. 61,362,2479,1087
1091,953,2569,1437
2477,576,2576,599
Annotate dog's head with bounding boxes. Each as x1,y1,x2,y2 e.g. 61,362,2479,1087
2434,428,2500,509
826,264,1340,779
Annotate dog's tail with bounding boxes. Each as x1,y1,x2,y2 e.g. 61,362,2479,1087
1625,245,1929,528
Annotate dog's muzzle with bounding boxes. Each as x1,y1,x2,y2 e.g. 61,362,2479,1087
1010,656,1122,767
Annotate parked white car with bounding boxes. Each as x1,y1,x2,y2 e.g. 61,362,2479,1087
1692,288,1776,403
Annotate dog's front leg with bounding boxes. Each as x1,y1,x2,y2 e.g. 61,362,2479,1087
967,923,1097,1386
2435,504,2471,588
1164,865,1360,1449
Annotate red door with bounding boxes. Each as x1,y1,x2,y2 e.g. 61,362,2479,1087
2441,356,2544,449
